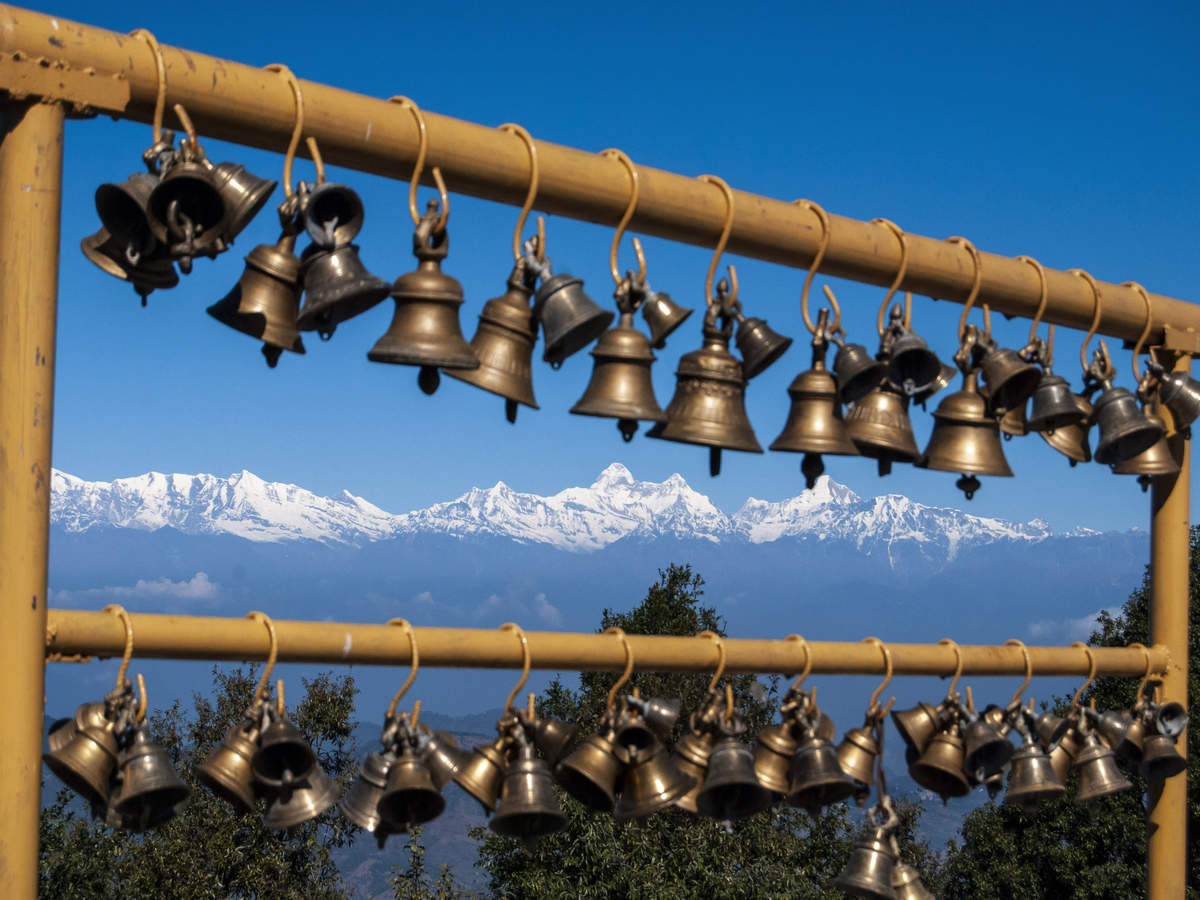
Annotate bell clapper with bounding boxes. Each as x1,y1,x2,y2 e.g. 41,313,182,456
505,399,519,424
262,344,282,369
877,458,891,477
801,453,824,490
709,447,722,477
618,419,638,442
418,366,441,396
956,474,981,500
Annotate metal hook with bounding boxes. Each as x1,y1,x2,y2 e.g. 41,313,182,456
698,630,727,693
499,123,540,262
171,103,201,157
1004,638,1033,707
500,623,531,714
601,149,641,287
389,96,449,234
385,618,420,719
794,199,836,334
134,672,148,723
630,237,648,287
785,634,814,691
819,285,843,330
1070,641,1097,710
862,636,893,714
1128,642,1155,706
264,64,310,196
1016,256,1050,354
604,627,635,713
1123,282,1155,384
1071,269,1107,378
872,219,910,335
275,679,286,718
129,29,167,145
305,136,326,186
938,638,964,701
698,175,736,310
102,604,134,691
245,611,278,706
947,237,984,342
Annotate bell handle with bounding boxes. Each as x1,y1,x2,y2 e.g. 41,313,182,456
1069,641,1098,711
265,64,305,197
947,236,984,342
499,123,540,263
871,218,909,336
389,96,449,234
384,618,420,719
1123,281,1155,385
499,622,531,714
698,174,736,310
1004,638,1034,709
101,603,135,692
862,637,894,716
601,149,642,287
784,633,813,692
795,199,833,334
937,637,964,702
245,611,279,706
697,630,727,694
130,29,167,145
603,627,635,713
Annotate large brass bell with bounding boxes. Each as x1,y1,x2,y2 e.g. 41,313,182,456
262,763,341,829
208,161,277,244
250,713,318,790
647,307,762,477
207,228,305,368
339,750,394,832
613,739,696,820
980,345,1042,416
444,263,539,423
95,172,160,263
962,715,1014,781
80,229,179,303
844,384,919,476
368,208,478,394
1005,739,1066,814
43,708,121,808
295,243,392,339
1156,367,1200,430
695,736,775,821
1039,393,1093,465
832,338,887,404
1092,381,1164,465
453,738,509,813
303,181,365,248
555,730,625,813
753,723,798,796
735,311,792,380
532,266,612,367
570,310,666,441
908,725,970,802
378,749,446,830
832,824,897,899
147,154,228,259
836,721,880,804
490,741,567,841
1027,372,1085,433
917,369,1013,499
1114,405,1179,480
1073,732,1133,804
197,721,261,813
788,733,856,815
891,702,943,755
1140,733,1187,781
672,730,714,814
641,285,692,349
109,727,191,829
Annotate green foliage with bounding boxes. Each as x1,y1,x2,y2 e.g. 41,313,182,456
39,667,360,900
389,826,472,900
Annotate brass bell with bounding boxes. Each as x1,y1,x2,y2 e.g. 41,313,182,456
695,736,775,821
453,738,509,813
980,346,1042,416
1027,372,1086,433
845,383,919,476
208,161,277,245
1004,739,1065,814
367,211,478,394
962,716,1014,781
613,739,696,820
444,263,539,423
197,721,261,813
110,728,191,827
892,858,936,900
528,716,579,768
1091,709,1144,761
303,181,365,248
1093,383,1164,466
1152,700,1189,738
917,369,1013,498
836,721,880,805
46,717,75,756
735,312,793,380
788,734,856,815
533,272,613,367
556,731,626,813
95,172,160,263
832,338,887,404
80,228,179,303
891,702,943,755
1073,732,1133,803
250,714,318,790
909,726,970,802
1046,723,1084,786
262,763,341,829
1033,711,1071,749
753,723,798,796
420,728,472,790
81,228,133,281
832,824,896,899
882,306,942,398
672,730,714,814
1114,405,1179,479
339,750,394,831
1140,733,1187,781
295,243,392,340
913,361,958,410
1039,393,1093,465
43,711,120,808
147,155,228,258
378,749,446,830
207,229,306,368
1156,368,1200,430
47,701,107,755
641,286,693,349
570,311,666,441
489,741,567,841
646,309,763,477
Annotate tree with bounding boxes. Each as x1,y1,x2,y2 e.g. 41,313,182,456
39,666,360,899
938,525,1200,899
473,563,935,899
389,826,471,900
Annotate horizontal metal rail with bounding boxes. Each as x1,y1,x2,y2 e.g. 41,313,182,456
44,609,1168,679
1,4,1197,348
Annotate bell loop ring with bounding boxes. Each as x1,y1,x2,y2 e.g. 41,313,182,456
862,637,893,718
601,148,643,288
698,174,736,310
499,123,541,263
794,199,837,335
1003,638,1033,710
245,611,279,710
102,604,136,693
784,633,814,696
872,218,910,336
604,627,635,713
130,29,168,146
947,236,984,344
697,630,727,695
1069,640,1098,711
1123,281,1156,387
389,96,449,235
938,637,964,702
1070,268,1109,381
500,623,532,714
385,618,421,720
1128,641,1156,708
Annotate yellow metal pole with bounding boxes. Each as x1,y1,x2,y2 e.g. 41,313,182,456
0,99,63,897
1149,355,1191,900
0,4,1196,345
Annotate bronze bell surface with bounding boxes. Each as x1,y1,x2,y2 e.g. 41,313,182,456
917,370,1013,496
555,731,626,813
420,728,472,790
642,287,693,349
753,723,798,796
1140,733,1187,781
570,311,667,441
1113,406,1179,479
1038,393,1093,465
95,172,160,262
1027,372,1086,433
295,243,392,339
882,310,942,398
80,229,179,303
892,858,936,900
110,728,191,826
891,702,943,755
452,739,508,814
832,339,887,405
1004,740,1065,814
339,750,394,831
1092,709,1144,761
1152,700,1190,738
962,716,1014,780
695,736,775,821
367,213,478,394
832,824,897,899
46,717,75,756
613,740,696,820
48,701,108,756
647,311,762,477
489,742,567,841
378,750,446,830
147,156,228,256
81,228,133,280
1047,730,1082,786
909,727,971,802
672,729,714,814
207,230,305,368
980,346,1042,416
250,714,318,790
1093,384,1164,466
913,360,958,410
836,722,880,804
262,763,341,829
534,272,613,367
529,716,579,768
43,714,121,808
208,161,277,244
845,384,919,476
1157,368,1200,430
303,181,365,248
735,312,793,380
1073,732,1132,803
444,263,539,422
788,734,856,815
197,721,261,813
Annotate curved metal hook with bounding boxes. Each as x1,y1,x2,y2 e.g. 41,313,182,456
1070,641,1097,710
1071,269,1106,378
785,633,814,691
604,627,635,712
129,29,167,144
1128,642,1155,705
862,636,893,714
947,237,984,342
102,604,134,691
385,618,420,719
500,622,531,713
388,96,449,233
1016,255,1051,358
820,285,843,330
275,679,286,717
1123,282,1154,384
134,672,148,723
938,638,964,701
698,630,726,693
873,219,909,335
264,64,306,197
602,149,641,287
698,175,736,310
246,611,279,705
1003,638,1033,707
499,123,540,262
794,199,835,333
171,103,201,156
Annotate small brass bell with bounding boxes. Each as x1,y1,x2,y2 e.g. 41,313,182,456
80,229,179,303
47,701,106,755
43,711,120,809
881,304,942,398
250,713,318,790
832,338,887,404
735,311,793,380
452,738,509,813
980,346,1042,416
1027,372,1086,433
1140,733,1187,780
367,207,478,394
444,262,539,422
197,721,261,813
1033,711,1071,749
420,728,472,790
147,153,228,259
845,384,919,476
1038,393,1093,465
832,824,896,900
836,721,880,805
207,228,305,368
788,734,856,815
1091,709,1144,761
672,730,714,814
909,725,971,803
303,181,365,248
527,715,579,768
917,369,1013,498
1152,700,1189,738
613,739,696,820
912,361,958,410
489,741,567,841
110,727,191,828
1005,739,1066,814
1073,732,1133,803
378,748,446,830
1113,405,1179,480
295,243,392,340
1156,368,1200,430
570,310,667,441
890,836,935,900
1092,380,1164,466
695,736,775,821
208,161,277,244
647,307,763,477
753,723,798,796
262,763,341,829
962,716,1014,781
556,730,626,813
532,261,613,367
95,172,160,263
641,285,693,349
891,702,943,755
339,750,395,832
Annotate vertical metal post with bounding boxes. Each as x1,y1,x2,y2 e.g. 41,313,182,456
1149,355,1191,900
0,100,63,896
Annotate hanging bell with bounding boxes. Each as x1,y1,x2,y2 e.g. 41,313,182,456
980,346,1042,416
695,736,775,821
1091,709,1144,761
377,748,446,830
1027,372,1086,433
1113,405,1179,479
367,211,478,394
641,287,693,349
48,701,108,755
672,730,714,814
891,702,944,755
1004,739,1065,814
753,723,798,796
43,712,121,808
912,361,958,411
962,716,1015,781
489,741,567,841
570,311,666,441
555,730,626,813
735,312,793,380
95,172,160,263
147,155,228,258
207,230,305,367
1152,700,1190,739
444,263,539,422
1156,369,1200,430
109,727,191,829
339,750,395,831
420,728,472,789
836,721,880,805
613,739,696,820
295,243,392,339
647,310,763,477
787,734,856,815
196,721,261,813
250,713,318,790
528,716,579,768
80,228,179,303
1073,732,1133,803
1093,383,1164,466
1140,733,1187,781
533,272,613,367
892,857,936,900
452,737,508,814
908,726,971,803
832,824,897,900
303,181,365,248
1036,392,1093,465
844,384,919,476
262,763,341,828
208,161,277,245
882,307,942,398
917,370,1013,497
832,339,887,405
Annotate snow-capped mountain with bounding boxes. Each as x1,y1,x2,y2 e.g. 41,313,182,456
51,463,1091,557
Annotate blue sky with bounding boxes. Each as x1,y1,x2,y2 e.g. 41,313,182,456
44,0,1200,533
